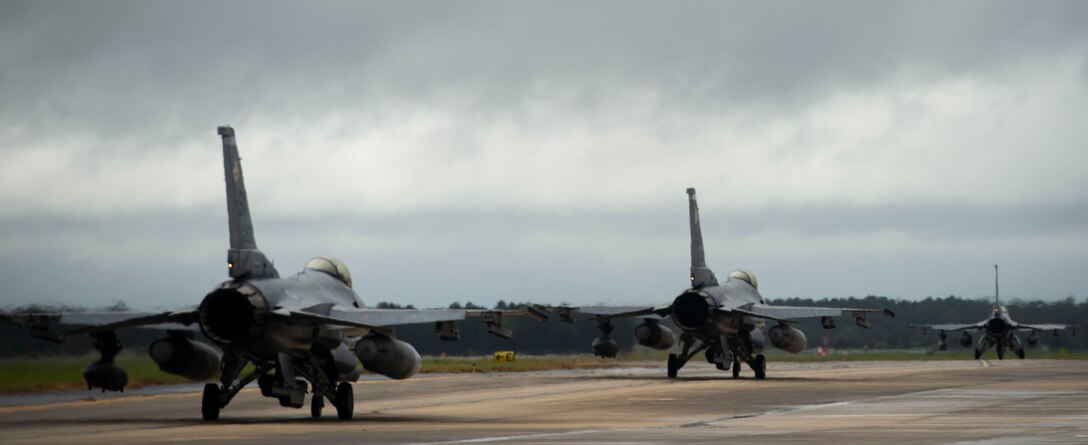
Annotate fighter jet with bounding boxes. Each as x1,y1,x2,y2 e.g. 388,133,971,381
911,265,1075,360
541,188,894,379
1,126,527,420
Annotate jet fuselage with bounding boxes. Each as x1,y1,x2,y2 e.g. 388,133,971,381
199,269,366,361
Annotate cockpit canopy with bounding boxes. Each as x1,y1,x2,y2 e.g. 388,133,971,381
728,269,758,290
305,256,353,288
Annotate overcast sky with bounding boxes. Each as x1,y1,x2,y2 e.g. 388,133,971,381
1,1,1086,311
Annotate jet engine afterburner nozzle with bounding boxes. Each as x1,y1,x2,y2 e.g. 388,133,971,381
198,284,270,346
671,290,716,330
986,318,1009,336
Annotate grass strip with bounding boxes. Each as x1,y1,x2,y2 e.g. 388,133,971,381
3,349,1085,394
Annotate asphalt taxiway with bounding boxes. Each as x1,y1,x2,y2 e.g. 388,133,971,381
2,359,1086,444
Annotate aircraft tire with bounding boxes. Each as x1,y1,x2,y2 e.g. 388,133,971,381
335,382,354,420
311,393,323,418
752,355,766,380
667,354,679,379
974,349,982,360
258,374,274,397
1016,348,1025,360
201,383,221,421
732,360,741,379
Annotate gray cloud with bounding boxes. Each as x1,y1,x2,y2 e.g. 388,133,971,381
1,1,1087,309
2,200,1084,310
4,1,1086,134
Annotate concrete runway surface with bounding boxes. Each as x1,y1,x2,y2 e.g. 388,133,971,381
1,360,1086,444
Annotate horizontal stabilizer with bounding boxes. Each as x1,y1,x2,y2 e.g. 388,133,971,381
551,305,670,320
316,306,467,327
740,304,895,323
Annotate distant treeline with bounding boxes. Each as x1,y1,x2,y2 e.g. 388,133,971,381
1,296,1086,358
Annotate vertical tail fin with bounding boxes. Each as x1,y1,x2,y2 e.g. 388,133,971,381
219,126,256,250
218,126,278,280
994,264,999,305
687,188,718,288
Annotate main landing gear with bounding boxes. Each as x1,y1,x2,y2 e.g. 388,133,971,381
667,333,707,379
311,393,324,418
200,352,357,421
335,382,354,420
668,333,767,380
202,383,222,421
748,354,766,379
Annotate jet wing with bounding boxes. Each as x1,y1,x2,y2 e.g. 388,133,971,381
1,310,200,340
558,305,671,320
741,304,895,321
287,306,468,328
284,305,534,340
1014,323,1071,332
911,322,986,332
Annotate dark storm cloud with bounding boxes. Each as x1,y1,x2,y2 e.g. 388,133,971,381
2,1,1086,139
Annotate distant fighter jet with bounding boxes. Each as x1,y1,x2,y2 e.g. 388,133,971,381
539,188,894,379
1,126,528,420
911,265,1075,360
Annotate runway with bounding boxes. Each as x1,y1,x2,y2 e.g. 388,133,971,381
2,359,1086,444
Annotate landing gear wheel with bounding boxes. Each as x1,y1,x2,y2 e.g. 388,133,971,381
311,392,324,418
201,383,221,421
732,360,741,379
974,348,982,360
667,353,679,379
258,374,274,397
996,346,1006,360
335,382,354,420
1015,348,1025,359
751,354,766,380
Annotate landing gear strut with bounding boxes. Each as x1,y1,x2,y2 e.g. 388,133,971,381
666,333,707,379
200,354,267,421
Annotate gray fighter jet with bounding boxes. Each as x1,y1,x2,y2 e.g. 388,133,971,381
912,265,1075,360
543,188,894,379
1,126,526,420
